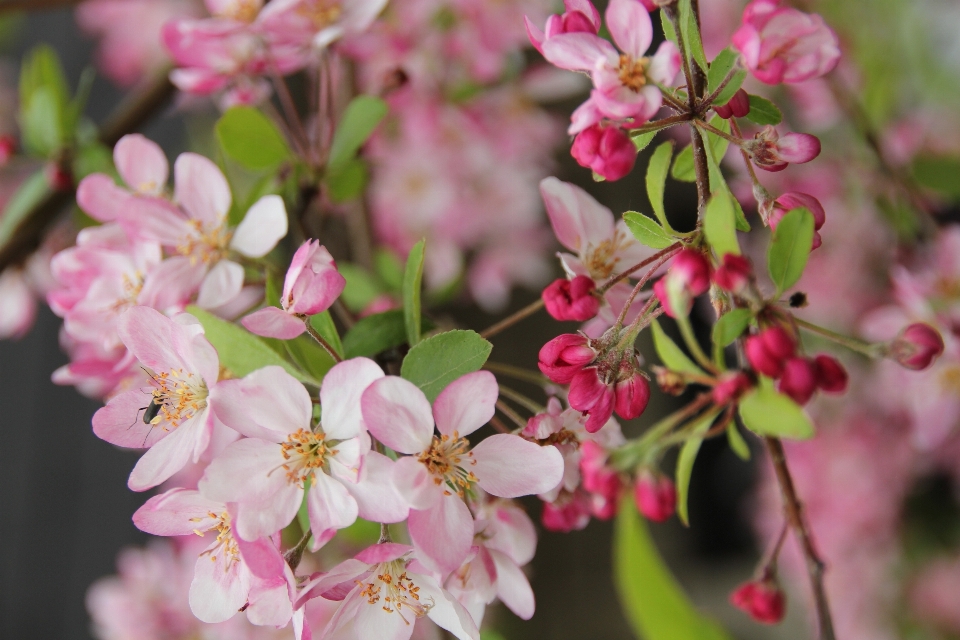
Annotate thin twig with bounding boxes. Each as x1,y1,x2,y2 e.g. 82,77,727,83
630,112,692,136
495,400,527,431
764,437,836,640
489,415,511,434
498,385,545,415
664,5,696,113
479,298,544,339
300,315,344,362
690,125,711,215
614,249,677,327
597,243,682,294
483,361,550,386
699,63,743,112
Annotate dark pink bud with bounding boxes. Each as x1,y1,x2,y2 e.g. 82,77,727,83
590,492,620,520
0,135,17,165
772,192,826,229
538,334,596,383
45,162,73,191
634,472,676,523
614,370,650,420
891,323,945,371
712,253,753,293
813,354,847,393
761,325,796,360
543,275,600,321
778,357,818,405
560,9,597,33
712,371,753,405
714,88,750,119
746,126,821,172
571,124,636,181
542,497,591,532
653,249,712,317
730,580,786,624
580,440,623,502
569,367,616,433
745,326,796,378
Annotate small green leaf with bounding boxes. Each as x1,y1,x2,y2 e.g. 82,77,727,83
706,115,731,163
310,311,343,358
671,144,695,182
705,147,750,232
338,263,383,312
726,423,751,460
215,106,291,170
661,10,678,48
632,130,657,153
343,310,408,358
328,95,388,170
401,330,492,402
615,499,734,640
744,94,783,126
739,381,815,440
678,0,708,73
186,305,321,387
703,190,740,257
285,334,336,381
374,249,404,292
21,88,63,156
912,155,960,200
707,48,746,107
767,207,814,295
712,308,753,347
0,172,51,248
651,319,706,376
623,211,675,249
676,409,721,526
646,141,675,230
402,239,426,346
325,158,368,202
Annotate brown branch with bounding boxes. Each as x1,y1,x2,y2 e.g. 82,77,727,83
690,125,711,216
597,243,681,294
0,0,85,13
764,437,836,640
479,298,544,339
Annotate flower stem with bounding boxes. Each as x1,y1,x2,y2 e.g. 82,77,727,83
284,529,313,572
597,244,682,294
694,118,743,145
495,400,527,431
630,112,693,136
300,316,344,363
793,317,883,358
699,62,743,112
614,250,675,328
676,313,720,374
484,361,550,386
609,392,713,469
479,298,544,339
498,385,545,415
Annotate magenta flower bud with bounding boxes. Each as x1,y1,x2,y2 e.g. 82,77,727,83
714,88,751,119
891,323,945,370
0,135,16,166
653,249,712,317
543,275,600,321
769,192,826,250
730,580,786,624
571,124,637,182
778,357,818,405
712,253,753,293
558,9,596,33
813,354,847,393
283,240,346,315
745,326,796,378
580,440,622,501
568,367,616,433
712,371,753,405
614,368,651,420
526,0,601,55
634,472,676,523
745,126,821,172
542,497,591,532
590,492,620,520
538,334,596,384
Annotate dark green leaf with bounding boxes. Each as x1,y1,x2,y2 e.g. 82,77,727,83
651,319,706,376
623,211,675,249
703,190,740,257
402,239,426,346
631,130,657,153
646,141,675,230
726,423,751,460
671,144,695,182
343,309,408,358
325,158,368,202
767,207,814,294
707,48,746,107
712,308,752,347
215,106,291,170
401,330,492,402
328,95,388,170
676,409,721,526
744,94,783,125
739,380,815,439
310,311,344,358
615,499,734,640
678,0,708,73
912,155,960,199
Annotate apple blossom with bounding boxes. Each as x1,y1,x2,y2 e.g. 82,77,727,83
570,123,637,181
743,125,821,172
768,191,826,249
891,323,945,371
524,0,600,56
542,275,600,322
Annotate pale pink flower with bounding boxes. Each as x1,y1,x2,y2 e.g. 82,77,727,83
362,371,564,573
242,240,345,339
92,306,221,490
133,488,296,625
77,134,171,224
0,268,36,339
297,543,480,640
201,359,406,546
540,0,681,133
524,0,600,56
258,0,388,54
732,0,841,85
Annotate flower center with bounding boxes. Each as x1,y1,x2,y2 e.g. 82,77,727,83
418,433,477,498
584,228,632,279
110,270,144,312
176,220,233,265
147,369,209,429
278,428,333,487
356,561,434,624
193,510,240,568
218,0,261,22
618,54,648,92
297,0,342,29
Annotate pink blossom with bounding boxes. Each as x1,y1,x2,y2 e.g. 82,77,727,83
201,359,405,546
633,471,676,522
542,494,592,532
540,0,681,133
242,241,346,339
542,275,600,322
570,124,637,181
730,579,786,624
712,253,752,293
891,323,944,371
0,268,37,339
768,191,826,249
361,371,564,573
744,325,796,378
743,125,821,172
524,0,600,56
92,306,221,490
258,0,389,55
732,0,840,85
538,333,597,384
652,249,712,318
713,88,750,119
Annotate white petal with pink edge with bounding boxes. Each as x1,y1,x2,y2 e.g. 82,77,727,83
76,174,130,222
361,376,435,454
199,437,296,506
189,549,250,623
433,370,498,437
197,259,244,309
320,357,385,440
541,32,616,72
416,573,481,640
471,434,565,498
211,366,311,440
307,472,359,550
392,454,442,511
241,306,306,339
230,195,288,258
408,493,474,575
342,451,410,523
114,134,168,195
128,410,211,491
605,0,653,59
132,487,223,536
174,152,231,227
491,550,535,620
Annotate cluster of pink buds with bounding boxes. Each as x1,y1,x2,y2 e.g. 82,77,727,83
745,325,848,404
570,124,638,181
653,249,712,318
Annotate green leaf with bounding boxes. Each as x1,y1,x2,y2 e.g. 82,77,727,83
215,106,291,170
615,499,734,640
711,308,753,347
21,88,63,156
325,158,368,202
186,305,321,387
706,115,731,163
623,211,675,250
671,144,695,182
739,381,815,439
703,190,740,257
767,207,814,295
285,334,336,381
0,172,50,248
631,130,657,153
402,239,426,347
328,95,388,170
374,249,404,292
401,330,492,402
678,0,708,73
646,141,675,230
744,94,783,126
338,263,383,312
707,48,746,107
676,409,721,526
726,423,751,460
343,309,408,358
19,45,70,155
480,632,508,640
651,319,706,376
310,311,344,358
704,143,750,232
912,155,960,200
72,142,114,181
661,10,678,48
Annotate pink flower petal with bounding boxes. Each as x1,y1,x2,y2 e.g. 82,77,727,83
355,542,412,564
132,487,223,535
138,256,206,312
433,370,498,438
415,572,481,640
128,410,211,491
605,0,652,59
245,576,293,627
408,493,474,575
189,547,250,623
361,376,435,454
76,174,130,222
540,177,615,252
648,41,682,85
353,599,410,640
524,16,546,54
307,472,359,550
114,134,168,195
319,357,385,440
241,307,306,339
118,196,192,246
174,152,231,227
92,387,172,450
541,32,616,71
776,132,821,163
196,259,244,309
235,534,286,581
230,195,289,258
392,454,442,511
118,305,193,373
211,366,312,440
199,438,297,509
483,503,538,565
472,434,565,498
491,550,535,620
342,451,410,523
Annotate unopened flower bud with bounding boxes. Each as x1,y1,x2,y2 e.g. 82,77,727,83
0,135,16,166
813,354,847,393
634,471,676,522
538,334,596,384
654,366,687,395
744,326,796,378
770,192,826,250
543,275,600,321
569,367,616,433
778,357,817,405
580,440,622,500
712,371,753,405
714,88,750,119
46,162,73,191
614,369,650,421
653,249,712,317
744,125,821,172
891,323,945,370
542,497,591,532
571,124,637,182
730,580,786,624
713,254,752,293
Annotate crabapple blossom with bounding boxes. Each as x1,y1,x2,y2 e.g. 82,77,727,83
767,191,826,249
891,323,944,371
570,124,637,181
539,0,681,133
201,359,405,547
652,248,712,318
524,0,600,56
242,240,346,339
542,275,600,322
743,125,821,172
568,346,649,432
732,0,841,85
258,0,389,55
361,371,564,573
538,333,597,384
744,325,796,378
634,471,676,523
730,579,786,624
713,88,751,119
712,253,752,294
578,440,623,519
92,306,222,490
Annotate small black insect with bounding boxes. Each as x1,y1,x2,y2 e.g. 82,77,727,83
143,397,162,424
789,291,808,308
